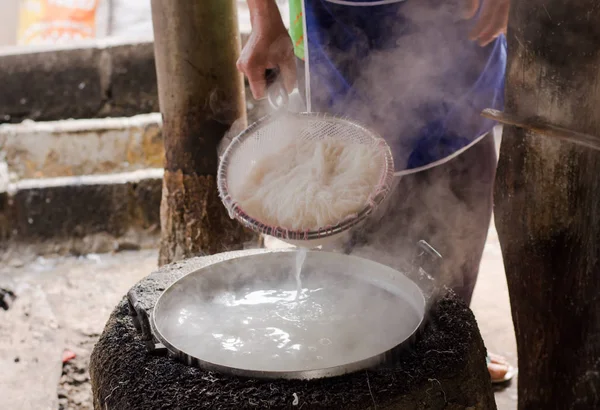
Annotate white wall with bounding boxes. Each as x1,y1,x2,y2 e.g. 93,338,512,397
107,0,289,38
0,0,19,47
0,0,289,49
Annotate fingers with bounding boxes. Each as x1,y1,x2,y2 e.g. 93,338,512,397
468,0,510,47
479,1,509,46
469,2,495,44
463,0,480,20
246,66,269,100
488,362,509,381
237,33,296,100
237,57,267,100
280,54,297,94
237,40,266,100
269,35,297,94
489,353,509,365
242,63,294,101
237,42,268,100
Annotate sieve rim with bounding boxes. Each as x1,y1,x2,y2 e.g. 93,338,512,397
217,111,395,242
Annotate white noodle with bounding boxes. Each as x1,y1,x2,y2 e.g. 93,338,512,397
236,137,382,231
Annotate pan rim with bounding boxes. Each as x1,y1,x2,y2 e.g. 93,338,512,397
150,249,426,380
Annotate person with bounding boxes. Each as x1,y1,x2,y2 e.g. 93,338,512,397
238,0,513,383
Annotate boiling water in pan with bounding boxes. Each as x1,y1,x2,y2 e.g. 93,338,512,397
160,253,421,372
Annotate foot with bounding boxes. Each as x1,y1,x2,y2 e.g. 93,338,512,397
487,352,514,383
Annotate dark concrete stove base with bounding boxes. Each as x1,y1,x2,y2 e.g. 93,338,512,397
89,250,496,410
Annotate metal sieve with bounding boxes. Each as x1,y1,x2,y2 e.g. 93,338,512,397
217,70,395,247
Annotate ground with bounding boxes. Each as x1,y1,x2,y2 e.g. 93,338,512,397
471,221,518,409
0,222,517,410
0,250,154,410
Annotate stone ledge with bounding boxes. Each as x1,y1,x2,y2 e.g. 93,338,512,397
0,114,163,179
0,43,121,123
0,39,159,123
0,169,163,258
0,35,253,124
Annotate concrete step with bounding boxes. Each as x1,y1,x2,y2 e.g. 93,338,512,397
0,168,162,260
0,27,300,258
0,101,290,183
0,92,291,258
0,113,163,180
0,34,264,125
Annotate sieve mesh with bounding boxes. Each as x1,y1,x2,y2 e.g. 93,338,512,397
217,112,395,243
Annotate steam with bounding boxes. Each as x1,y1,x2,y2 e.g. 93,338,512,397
321,132,496,306
306,0,493,172
157,250,424,373
210,0,500,364
282,0,499,304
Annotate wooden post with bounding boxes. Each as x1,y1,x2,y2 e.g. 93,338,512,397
494,1,600,408
151,0,254,265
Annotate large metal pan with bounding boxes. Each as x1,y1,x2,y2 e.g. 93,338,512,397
150,246,438,380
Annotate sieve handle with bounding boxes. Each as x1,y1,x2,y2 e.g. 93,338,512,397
265,68,279,87
412,240,443,303
415,240,442,274
265,68,289,110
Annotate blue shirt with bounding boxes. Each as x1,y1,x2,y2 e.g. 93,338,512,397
301,0,506,172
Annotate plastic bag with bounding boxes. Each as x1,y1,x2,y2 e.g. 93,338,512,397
17,0,107,45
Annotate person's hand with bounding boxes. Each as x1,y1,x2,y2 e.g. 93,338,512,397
465,0,510,47
237,3,296,100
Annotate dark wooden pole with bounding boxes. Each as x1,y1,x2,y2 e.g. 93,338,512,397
495,1,600,408
151,0,254,265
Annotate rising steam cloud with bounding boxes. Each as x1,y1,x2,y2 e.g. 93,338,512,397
226,0,499,303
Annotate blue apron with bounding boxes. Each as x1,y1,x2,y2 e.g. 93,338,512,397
301,0,506,172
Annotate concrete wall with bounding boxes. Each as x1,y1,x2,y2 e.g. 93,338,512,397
0,40,159,124
106,0,288,37
0,0,19,47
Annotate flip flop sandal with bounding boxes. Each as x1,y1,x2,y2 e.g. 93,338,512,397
487,354,518,384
